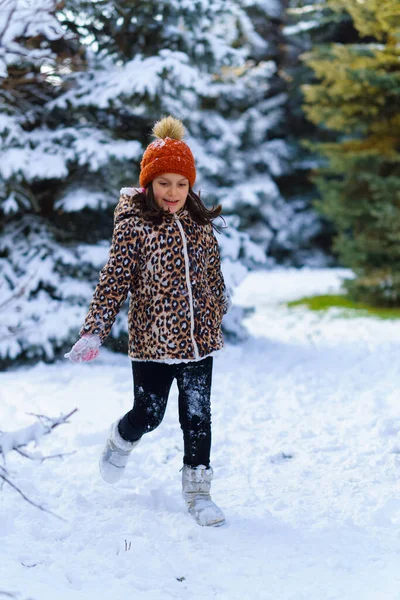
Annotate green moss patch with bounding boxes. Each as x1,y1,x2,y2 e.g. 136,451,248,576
286,295,400,319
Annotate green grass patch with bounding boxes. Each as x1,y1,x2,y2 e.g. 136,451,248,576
286,294,400,319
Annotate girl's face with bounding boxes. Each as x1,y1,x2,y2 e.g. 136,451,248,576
152,173,189,213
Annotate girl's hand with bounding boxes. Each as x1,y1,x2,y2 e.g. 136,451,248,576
64,334,101,363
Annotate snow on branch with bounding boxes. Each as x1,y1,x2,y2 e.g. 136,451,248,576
0,273,34,311
0,408,78,520
0,0,68,78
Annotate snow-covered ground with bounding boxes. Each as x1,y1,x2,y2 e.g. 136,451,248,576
2,267,400,600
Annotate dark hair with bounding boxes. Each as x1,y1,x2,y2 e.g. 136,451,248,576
133,183,226,232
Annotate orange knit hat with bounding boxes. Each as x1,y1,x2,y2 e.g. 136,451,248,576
139,116,196,188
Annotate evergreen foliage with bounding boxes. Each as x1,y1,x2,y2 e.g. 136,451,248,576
282,0,361,267
0,0,273,366
198,0,327,265
0,0,92,364
301,0,400,306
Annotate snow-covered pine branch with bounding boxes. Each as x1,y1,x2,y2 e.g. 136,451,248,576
0,408,78,519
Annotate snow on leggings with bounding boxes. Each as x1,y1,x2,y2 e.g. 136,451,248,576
117,356,213,468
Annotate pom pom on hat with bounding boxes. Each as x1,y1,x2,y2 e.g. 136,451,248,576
152,116,186,141
139,116,196,188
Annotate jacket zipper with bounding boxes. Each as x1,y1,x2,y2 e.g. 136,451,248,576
173,214,200,360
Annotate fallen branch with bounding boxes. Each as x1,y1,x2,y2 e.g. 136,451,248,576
0,408,78,459
0,409,78,520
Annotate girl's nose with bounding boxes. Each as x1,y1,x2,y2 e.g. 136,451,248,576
167,188,180,199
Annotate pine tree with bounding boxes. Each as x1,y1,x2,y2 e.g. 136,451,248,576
0,0,88,365
58,0,324,266
0,0,270,365
186,0,324,266
301,0,400,305
281,0,361,266
54,0,272,342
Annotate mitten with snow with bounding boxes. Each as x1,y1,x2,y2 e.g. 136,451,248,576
64,334,101,363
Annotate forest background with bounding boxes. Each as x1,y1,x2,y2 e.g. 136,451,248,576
1,0,399,368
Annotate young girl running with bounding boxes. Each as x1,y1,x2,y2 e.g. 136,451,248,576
65,116,230,527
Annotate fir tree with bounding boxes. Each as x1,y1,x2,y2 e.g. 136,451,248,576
0,0,88,365
0,0,269,365
301,0,400,305
281,0,361,266
59,0,324,265
54,0,271,342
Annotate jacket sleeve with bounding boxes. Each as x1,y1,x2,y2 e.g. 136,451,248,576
79,195,140,343
206,225,231,316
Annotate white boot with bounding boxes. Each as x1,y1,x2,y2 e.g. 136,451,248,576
182,465,225,527
99,419,140,484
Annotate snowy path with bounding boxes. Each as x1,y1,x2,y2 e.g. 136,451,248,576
2,268,400,600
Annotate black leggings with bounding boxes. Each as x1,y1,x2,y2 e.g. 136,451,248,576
118,356,213,468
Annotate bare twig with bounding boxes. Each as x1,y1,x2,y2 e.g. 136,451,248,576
15,447,77,462
0,408,78,456
0,272,36,310
0,409,78,520
0,471,67,522
25,407,78,429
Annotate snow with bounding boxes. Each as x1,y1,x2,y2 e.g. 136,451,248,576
0,126,142,183
233,266,353,306
55,191,114,213
0,0,67,78
76,242,110,267
2,267,400,598
49,51,211,110
220,176,281,211
284,20,320,35
241,0,282,19
0,421,47,460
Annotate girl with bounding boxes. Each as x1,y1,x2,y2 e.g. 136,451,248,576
65,116,230,527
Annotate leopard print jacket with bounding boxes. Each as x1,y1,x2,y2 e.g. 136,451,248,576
80,188,229,362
